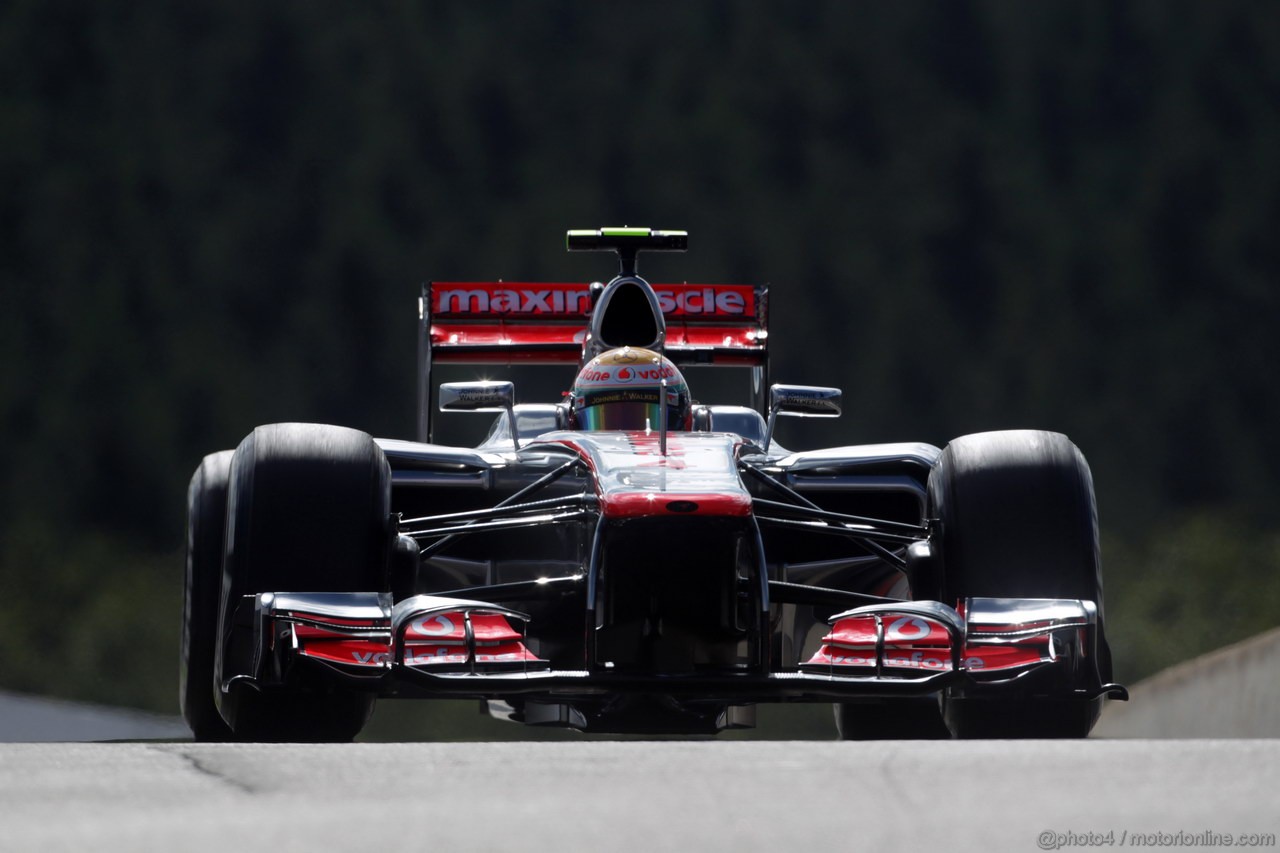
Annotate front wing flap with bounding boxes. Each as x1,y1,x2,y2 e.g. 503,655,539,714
802,598,1113,692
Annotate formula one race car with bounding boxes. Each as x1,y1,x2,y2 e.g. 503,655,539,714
181,227,1126,741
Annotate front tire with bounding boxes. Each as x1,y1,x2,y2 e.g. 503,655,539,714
181,451,236,741
927,430,1110,738
834,699,950,740
217,423,392,742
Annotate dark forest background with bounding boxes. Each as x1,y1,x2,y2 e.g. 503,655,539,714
2,1,1279,737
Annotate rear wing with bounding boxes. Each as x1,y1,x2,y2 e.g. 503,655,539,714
417,281,769,441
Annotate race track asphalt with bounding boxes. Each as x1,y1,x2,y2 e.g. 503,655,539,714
1,739,1276,852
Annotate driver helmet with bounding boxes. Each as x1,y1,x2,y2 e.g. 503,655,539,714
569,347,691,431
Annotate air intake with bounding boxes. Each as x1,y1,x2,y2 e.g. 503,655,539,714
583,276,666,360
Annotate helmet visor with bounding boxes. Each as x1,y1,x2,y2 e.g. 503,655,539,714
576,387,681,431
577,400,665,431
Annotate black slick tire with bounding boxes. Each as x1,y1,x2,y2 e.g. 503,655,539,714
927,430,1111,739
834,698,950,740
181,450,236,741
218,423,392,742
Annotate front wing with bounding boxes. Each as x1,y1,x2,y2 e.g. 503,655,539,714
227,591,1123,705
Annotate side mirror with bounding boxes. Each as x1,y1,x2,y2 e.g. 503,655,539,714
764,384,842,452
439,381,519,451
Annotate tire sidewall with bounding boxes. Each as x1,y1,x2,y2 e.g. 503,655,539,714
181,450,235,741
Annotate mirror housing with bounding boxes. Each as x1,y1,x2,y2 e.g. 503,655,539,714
439,381,519,451
764,384,842,452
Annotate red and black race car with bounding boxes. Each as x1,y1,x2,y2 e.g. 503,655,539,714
181,227,1126,741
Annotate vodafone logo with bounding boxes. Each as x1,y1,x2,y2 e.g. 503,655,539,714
886,616,933,642
631,365,678,381
580,364,677,386
410,613,457,637
351,650,390,665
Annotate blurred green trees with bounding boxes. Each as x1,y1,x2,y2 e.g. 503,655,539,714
2,1,1278,728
